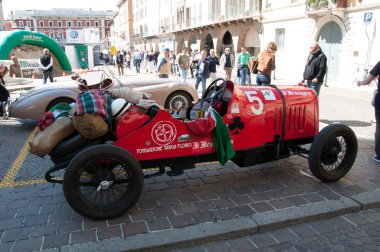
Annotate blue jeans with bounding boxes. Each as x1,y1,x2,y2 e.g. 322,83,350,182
306,80,322,95
239,67,248,85
256,73,271,86
246,72,251,85
180,68,188,82
195,76,207,97
42,71,54,84
134,60,140,73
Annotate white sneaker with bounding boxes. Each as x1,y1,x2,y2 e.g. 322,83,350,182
373,155,380,163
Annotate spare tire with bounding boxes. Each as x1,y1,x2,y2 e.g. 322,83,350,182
50,132,107,159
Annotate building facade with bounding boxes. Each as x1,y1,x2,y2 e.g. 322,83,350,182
8,8,114,46
113,0,380,86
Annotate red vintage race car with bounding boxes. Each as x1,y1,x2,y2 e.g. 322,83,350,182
46,78,358,219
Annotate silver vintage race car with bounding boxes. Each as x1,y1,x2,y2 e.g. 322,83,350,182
8,68,199,120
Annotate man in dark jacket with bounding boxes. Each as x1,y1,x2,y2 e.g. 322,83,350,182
39,48,54,84
302,42,327,95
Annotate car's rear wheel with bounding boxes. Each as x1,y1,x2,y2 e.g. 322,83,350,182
63,145,144,219
165,91,192,109
46,97,75,111
309,124,358,182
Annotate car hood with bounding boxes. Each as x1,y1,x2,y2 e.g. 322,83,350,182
19,77,179,99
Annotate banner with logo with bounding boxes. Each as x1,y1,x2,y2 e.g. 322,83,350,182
66,29,84,44
83,28,100,44
18,59,43,70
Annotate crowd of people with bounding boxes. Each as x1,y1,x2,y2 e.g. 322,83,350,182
104,42,331,97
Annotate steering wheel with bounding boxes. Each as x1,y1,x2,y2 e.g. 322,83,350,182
201,78,227,109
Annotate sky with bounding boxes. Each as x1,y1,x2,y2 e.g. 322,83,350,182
2,0,117,19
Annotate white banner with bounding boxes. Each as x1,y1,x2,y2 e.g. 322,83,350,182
83,28,100,44
66,29,84,44
18,58,43,70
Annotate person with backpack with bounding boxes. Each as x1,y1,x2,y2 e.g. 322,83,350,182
255,42,277,86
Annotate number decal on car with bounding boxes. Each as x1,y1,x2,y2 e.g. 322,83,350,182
244,91,264,115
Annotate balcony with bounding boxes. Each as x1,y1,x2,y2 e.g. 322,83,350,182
306,0,347,19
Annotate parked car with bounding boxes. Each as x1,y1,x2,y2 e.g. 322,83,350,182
8,68,199,120
44,78,358,219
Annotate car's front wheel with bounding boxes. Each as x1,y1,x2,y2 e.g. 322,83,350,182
309,123,358,182
165,91,192,109
63,145,144,219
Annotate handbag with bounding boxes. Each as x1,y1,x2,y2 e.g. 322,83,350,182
252,60,259,74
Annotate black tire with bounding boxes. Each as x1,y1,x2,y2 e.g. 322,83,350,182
165,91,192,109
309,123,358,182
46,97,75,111
63,145,144,219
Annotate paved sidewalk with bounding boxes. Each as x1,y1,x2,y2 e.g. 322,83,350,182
0,135,379,251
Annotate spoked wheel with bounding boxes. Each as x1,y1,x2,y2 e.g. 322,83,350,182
309,123,358,182
63,145,144,219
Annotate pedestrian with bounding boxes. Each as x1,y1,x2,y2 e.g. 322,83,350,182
0,65,10,117
256,42,277,86
156,48,171,78
220,47,234,81
116,51,124,75
247,52,257,85
169,51,177,75
125,52,131,69
147,49,155,73
237,46,250,85
10,53,21,78
189,51,197,78
358,61,380,163
206,49,220,82
132,49,142,73
39,48,54,84
194,50,210,96
177,47,190,82
301,41,327,95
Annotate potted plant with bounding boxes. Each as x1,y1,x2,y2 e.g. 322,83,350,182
308,0,319,9
318,0,328,8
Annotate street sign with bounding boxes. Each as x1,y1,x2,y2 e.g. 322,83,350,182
364,12,373,23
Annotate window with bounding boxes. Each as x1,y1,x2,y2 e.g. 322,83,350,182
275,28,285,49
39,21,44,27
94,21,99,27
66,21,72,27
49,21,53,27
26,21,31,27
49,32,54,39
58,21,62,27
86,21,90,27
19,21,24,27
77,21,82,27
106,20,110,27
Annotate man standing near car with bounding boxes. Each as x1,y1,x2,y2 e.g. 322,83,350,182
194,50,210,96
207,49,220,83
177,47,190,82
220,47,234,81
40,48,54,84
157,48,171,78
301,41,327,95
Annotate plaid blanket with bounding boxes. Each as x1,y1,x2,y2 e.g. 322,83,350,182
75,90,112,119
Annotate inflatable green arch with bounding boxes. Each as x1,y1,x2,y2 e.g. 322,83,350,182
0,30,72,71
